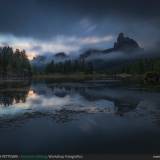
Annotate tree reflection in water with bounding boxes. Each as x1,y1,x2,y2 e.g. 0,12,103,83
0,81,31,106
0,81,160,129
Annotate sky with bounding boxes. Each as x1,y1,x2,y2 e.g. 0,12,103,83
0,0,160,59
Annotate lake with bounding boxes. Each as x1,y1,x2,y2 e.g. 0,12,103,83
0,80,160,154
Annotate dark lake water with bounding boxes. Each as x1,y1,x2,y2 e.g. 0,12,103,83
0,80,160,154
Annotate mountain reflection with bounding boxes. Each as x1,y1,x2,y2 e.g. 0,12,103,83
0,81,160,127
45,83,138,115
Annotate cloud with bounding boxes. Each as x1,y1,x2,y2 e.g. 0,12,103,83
0,0,160,42
79,18,97,34
0,33,114,58
0,0,160,57
78,36,113,44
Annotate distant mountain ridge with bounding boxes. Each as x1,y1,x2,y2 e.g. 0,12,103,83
55,52,67,58
31,52,68,65
31,33,143,69
80,33,142,60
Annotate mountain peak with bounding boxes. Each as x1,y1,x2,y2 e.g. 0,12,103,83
117,32,125,42
114,33,141,51
79,33,142,60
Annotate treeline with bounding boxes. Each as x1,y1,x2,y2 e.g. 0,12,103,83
0,81,30,106
45,60,93,74
44,58,160,75
0,46,32,78
109,58,160,74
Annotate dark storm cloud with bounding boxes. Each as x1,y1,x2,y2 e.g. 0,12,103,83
0,0,160,57
0,0,160,38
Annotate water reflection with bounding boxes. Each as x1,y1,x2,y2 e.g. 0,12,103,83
0,81,160,153
0,81,31,106
30,82,160,127
0,81,160,126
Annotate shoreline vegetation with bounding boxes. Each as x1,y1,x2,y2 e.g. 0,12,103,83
31,73,160,88
0,73,154,83
0,73,160,92
0,73,159,86
0,45,159,84
32,73,136,81
0,69,159,85
0,46,32,80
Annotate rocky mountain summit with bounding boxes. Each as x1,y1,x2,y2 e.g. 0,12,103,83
31,33,143,70
113,33,141,51
80,33,142,59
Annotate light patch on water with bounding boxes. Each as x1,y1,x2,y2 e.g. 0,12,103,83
0,90,116,118
0,104,30,117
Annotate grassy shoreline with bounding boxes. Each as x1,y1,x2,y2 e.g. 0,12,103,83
0,73,144,81
32,73,145,82
0,73,159,84
0,74,160,91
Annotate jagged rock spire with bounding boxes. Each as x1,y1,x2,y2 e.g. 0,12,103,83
117,32,125,43
114,33,140,51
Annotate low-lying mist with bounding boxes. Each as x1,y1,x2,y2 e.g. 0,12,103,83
85,48,160,63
